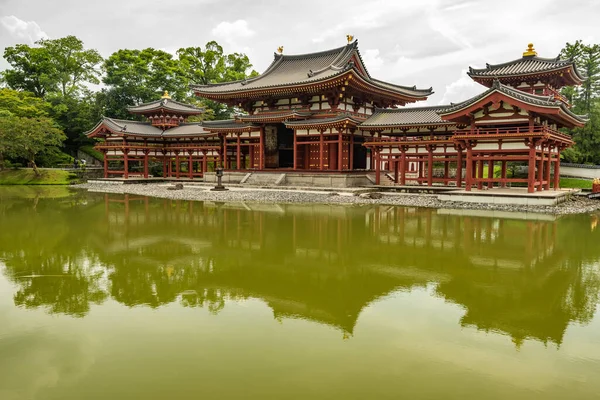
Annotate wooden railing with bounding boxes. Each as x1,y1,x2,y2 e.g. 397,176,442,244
453,125,572,141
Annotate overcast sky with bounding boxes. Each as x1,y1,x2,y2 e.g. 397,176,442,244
1,0,599,106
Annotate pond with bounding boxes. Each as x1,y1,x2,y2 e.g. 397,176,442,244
1,187,599,399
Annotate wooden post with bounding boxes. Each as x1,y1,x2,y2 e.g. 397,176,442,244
259,128,264,170
545,146,552,190
202,152,207,176
123,150,129,179
456,148,463,188
554,149,561,189
477,159,484,190
465,146,472,191
319,130,324,171
527,141,536,193
349,134,354,170
143,151,149,178
338,131,343,172
188,153,193,179
394,159,399,183
487,159,493,189
175,152,180,179
293,130,297,170
223,136,228,169
537,143,544,191
444,159,449,186
162,156,167,178
375,148,380,185
500,161,507,188
400,148,406,186
236,134,241,170
103,150,108,178
427,146,433,187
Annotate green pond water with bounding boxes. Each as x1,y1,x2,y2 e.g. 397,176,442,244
1,187,600,399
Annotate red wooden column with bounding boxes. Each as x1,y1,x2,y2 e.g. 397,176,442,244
236,134,241,170
477,158,484,190
175,152,180,179
393,159,399,183
223,136,228,169
349,134,354,170
427,145,433,187
103,150,108,178
293,130,297,170
537,143,545,191
338,131,343,172
123,149,129,179
487,159,493,189
188,152,193,179
527,141,536,193
319,129,324,171
500,161,507,188
465,145,473,191
400,147,406,186
143,150,149,178
554,149,561,189
455,146,463,188
259,128,264,170
375,147,381,185
444,159,449,186
544,146,552,190
202,151,208,176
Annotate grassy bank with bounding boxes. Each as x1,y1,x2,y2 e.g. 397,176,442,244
560,177,593,189
0,169,77,185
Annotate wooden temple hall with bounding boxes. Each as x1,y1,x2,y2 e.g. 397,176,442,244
87,41,587,192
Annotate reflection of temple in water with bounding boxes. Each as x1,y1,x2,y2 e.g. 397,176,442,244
2,192,600,345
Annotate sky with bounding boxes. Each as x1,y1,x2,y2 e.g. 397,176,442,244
0,0,599,106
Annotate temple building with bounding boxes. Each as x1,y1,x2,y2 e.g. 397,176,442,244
88,42,586,191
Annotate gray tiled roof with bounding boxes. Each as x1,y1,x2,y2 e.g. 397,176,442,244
360,106,454,127
238,109,313,121
201,119,256,130
441,80,588,123
127,98,204,114
192,41,432,99
468,56,584,81
162,123,215,137
284,114,364,127
93,117,164,136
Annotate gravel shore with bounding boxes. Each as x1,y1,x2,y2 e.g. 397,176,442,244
76,182,600,215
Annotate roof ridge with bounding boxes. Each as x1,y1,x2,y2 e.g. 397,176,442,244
370,78,433,94
277,41,358,61
469,55,572,72
374,105,450,113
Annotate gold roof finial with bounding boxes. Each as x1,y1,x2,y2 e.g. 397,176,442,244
523,43,537,57
346,34,354,44
277,46,284,54
161,90,171,99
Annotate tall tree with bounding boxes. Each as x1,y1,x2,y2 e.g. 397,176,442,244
561,41,600,163
2,36,103,98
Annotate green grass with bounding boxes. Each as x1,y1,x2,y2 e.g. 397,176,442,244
0,168,77,185
79,145,104,161
559,177,593,189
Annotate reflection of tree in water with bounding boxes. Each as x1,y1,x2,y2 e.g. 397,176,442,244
2,191,600,346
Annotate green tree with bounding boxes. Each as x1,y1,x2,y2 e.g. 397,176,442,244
561,41,600,163
0,115,66,175
0,88,50,118
2,36,103,98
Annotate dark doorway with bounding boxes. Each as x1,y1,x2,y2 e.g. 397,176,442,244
353,139,367,169
264,124,294,168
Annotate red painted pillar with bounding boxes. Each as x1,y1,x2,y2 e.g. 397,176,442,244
544,147,552,190
319,130,324,171
143,151,149,178
477,159,484,190
375,148,381,185
500,161,507,188
349,134,354,170
465,146,473,191
103,150,108,178
236,134,241,170
400,149,406,186
123,150,129,179
444,160,449,186
487,159,494,189
554,150,561,189
162,156,167,178
456,148,463,188
293,130,297,170
188,153,193,179
527,143,536,193
394,159,399,183
537,144,544,191
223,137,228,169
427,146,433,187
175,153,180,179
338,131,343,172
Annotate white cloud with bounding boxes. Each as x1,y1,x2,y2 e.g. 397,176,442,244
439,69,483,105
0,15,48,44
362,49,383,72
211,19,255,41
